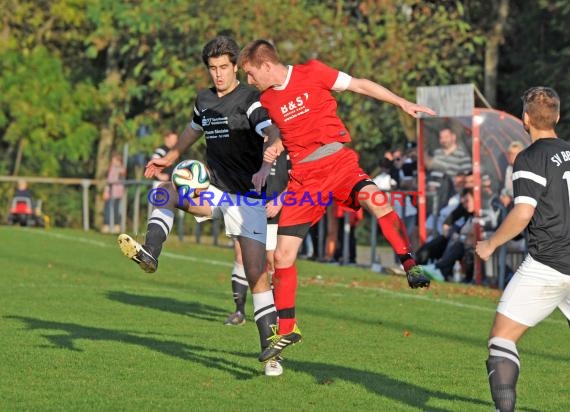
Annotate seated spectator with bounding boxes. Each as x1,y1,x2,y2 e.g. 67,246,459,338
479,174,502,233
388,147,404,188
15,179,33,200
483,187,526,285
8,180,45,227
418,188,476,281
425,171,468,239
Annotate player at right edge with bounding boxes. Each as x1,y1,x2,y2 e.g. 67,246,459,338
476,87,570,412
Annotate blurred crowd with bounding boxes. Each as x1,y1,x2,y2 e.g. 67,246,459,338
296,125,526,287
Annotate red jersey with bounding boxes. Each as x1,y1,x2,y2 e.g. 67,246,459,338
260,59,352,166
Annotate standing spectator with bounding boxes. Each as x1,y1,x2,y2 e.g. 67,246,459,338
334,204,363,265
102,152,126,234
476,87,570,411
503,141,524,195
323,205,339,263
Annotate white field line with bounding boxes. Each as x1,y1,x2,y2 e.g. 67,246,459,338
28,230,567,325
32,230,233,267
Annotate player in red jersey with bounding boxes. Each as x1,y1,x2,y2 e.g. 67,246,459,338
239,39,437,362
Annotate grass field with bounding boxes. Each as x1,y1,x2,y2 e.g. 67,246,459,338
1,226,568,411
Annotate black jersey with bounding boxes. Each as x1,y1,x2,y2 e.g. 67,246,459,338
267,151,290,224
513,137,570,274
191,83,272,196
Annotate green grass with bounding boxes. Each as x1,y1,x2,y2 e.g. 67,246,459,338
0,226,568,411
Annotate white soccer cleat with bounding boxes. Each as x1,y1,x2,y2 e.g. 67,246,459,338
264,358,283,377
117,234,158,273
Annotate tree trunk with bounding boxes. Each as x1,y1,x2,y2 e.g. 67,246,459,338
93,40,120,230
484,0,510,107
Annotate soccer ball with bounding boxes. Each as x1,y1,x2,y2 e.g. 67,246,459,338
171,159,210,198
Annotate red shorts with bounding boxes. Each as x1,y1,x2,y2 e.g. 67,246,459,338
278,147,371,227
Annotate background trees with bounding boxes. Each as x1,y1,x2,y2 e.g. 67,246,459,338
0,0,568,227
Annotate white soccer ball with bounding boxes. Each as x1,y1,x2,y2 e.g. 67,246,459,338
171,159,210,198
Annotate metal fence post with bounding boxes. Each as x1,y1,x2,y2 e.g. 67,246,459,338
81,179,91,231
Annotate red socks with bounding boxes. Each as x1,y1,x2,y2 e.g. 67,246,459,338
272,265,298,334
378,210,411,254
378,211,415,270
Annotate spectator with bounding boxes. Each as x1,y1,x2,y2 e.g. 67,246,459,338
503,141,525,197
334,204,363,265
8,180,44,227
399,142,418,189
425,171,469,239
15,179,33,200
426,126,472,179
323,205,339,263
394,143,419,249
102,152,126,234
389,147,404,187
418,188,476,281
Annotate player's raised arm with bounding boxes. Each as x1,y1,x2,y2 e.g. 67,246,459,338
346,77,436,118
144,124,202,179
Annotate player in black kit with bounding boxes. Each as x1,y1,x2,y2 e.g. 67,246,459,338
224,150,290,327
117,36,284,376
476,87,570,411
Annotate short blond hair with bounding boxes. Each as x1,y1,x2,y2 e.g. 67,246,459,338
522,87,560,130
238,39,281,68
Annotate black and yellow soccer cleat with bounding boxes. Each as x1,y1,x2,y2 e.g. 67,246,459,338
117,234,158,273
259,324,302,362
